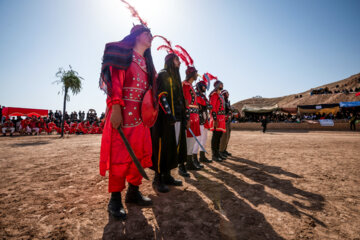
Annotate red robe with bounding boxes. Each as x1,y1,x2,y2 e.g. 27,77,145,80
47,122,59,133
100,51,152,192
77,122,88,134
21,119,29,128
209,91,226,132
69,122,77,134
182,81,201,137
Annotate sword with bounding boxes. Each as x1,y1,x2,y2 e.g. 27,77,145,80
117,127,149,180
188,128,208,154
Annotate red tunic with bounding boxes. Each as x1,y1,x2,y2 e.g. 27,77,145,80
100,51,152,188
196,93,211,129
21,119,28,128
182,81,201,137
3,122,14,127
209,91,226,132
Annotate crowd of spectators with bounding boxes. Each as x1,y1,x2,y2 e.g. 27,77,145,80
234,112,299,123
1,109,105,137
310,83,360,96
232,109,359,123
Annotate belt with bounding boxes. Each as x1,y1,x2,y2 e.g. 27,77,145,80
189,105,199,109
189,108,199,113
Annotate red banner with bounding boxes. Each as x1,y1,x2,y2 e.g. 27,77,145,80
2,107,48,117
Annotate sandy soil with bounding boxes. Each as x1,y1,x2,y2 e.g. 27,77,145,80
0,131,359,240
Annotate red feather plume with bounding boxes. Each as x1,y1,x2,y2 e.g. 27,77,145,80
120,0,147,26
174,49,189,66
157,45,174,53
175,45,194,66
153,35,172,48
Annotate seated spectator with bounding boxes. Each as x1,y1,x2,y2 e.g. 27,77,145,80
2,118,15,136
20,117,31,135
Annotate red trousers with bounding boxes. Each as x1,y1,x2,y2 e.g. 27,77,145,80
108,161,143,192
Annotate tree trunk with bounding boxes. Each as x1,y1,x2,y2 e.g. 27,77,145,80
61,88,68,137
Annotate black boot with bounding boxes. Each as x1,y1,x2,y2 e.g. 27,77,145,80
108,192,127,220
219,151,227,160
212,151,223,162
125,183,152,206
199,151,212,163
163,171,183,186
186,155,201,170
152,172,169,193
192,154,204,168
178,164,190,177
224,150,232,156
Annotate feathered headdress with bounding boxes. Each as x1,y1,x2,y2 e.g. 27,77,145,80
175,45,194,67
154,35,185,62
202,72,218,90
174,45,197,78
120,0,148,27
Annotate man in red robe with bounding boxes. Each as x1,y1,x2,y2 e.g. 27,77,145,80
77,121,88,134
29,116,39,135
99,23,156,220
2,119,15,136
68,121,77,134
209,80,226,162
192,79,213,164
182,68,202,170
47,121,59,134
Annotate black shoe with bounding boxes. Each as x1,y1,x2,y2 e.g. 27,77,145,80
224,150,232,156
2,133,5,137
186,155,201,170
219,151,227,160
125,183,152,206
212,151,223,162
192,154,204,169
199,151,212,163
178,164,190,177
10,133,13,137
163,173,183,186
153,173,169,193
108,193,127,220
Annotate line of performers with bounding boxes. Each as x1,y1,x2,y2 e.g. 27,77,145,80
1,116,104,136
98,1,236,220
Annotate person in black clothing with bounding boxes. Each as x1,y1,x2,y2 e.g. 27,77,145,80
261,115,268,133
349,113,356,131
151,51,188,192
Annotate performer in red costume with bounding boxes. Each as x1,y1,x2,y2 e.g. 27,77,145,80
77,121,88,134
37,118,46,135
47,121,59,134
2,119,15,136
69,121,78,134
192,73,216,164
29,116,39,135
209,79,226,162
99,0,157,220
176,45,202,170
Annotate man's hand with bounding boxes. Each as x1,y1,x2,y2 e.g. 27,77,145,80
110,104,123,129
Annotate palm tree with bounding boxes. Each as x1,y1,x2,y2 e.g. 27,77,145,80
54,65,83,137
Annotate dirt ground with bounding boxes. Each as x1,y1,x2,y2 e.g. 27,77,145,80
0,130,359,240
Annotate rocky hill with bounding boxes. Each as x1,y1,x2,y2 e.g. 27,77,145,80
232,73,360,111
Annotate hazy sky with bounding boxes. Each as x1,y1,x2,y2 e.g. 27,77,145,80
1,0,359,114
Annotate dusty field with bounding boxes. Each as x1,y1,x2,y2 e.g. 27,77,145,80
0,131,359,240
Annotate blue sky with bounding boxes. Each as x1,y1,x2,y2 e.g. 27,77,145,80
0,0,359,114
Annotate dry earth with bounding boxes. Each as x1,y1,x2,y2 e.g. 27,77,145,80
0,131,359,240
